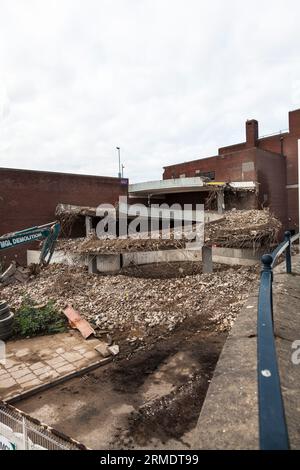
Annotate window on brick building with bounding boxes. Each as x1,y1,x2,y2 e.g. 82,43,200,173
179,173,186,178
196,170,215,180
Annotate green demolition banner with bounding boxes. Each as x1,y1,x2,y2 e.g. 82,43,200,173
0,232,43,250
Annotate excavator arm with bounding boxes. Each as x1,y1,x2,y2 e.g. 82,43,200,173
0,221,61,266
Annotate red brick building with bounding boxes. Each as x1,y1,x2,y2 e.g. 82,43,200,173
0,168,128,264
163,108,300,232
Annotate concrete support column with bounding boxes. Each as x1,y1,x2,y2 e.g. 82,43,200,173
217,191,225,214
202,246,213,273
87,255,98,274
96,254,122,273
85,216,93,237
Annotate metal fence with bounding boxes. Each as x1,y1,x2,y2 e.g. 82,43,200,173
0,402,86,450
258,231,300,450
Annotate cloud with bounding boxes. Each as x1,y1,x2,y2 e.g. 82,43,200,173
0,0,300,182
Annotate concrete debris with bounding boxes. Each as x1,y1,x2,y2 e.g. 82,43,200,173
94,342,112,358
13,269,29,284
108,345,119,356
106,334,113,346
56,236,186,254
205,208,281,250
56,209,281,255
94,342,119,357
56,203,98,218
55,203,98,237
0,263,258,339
0,261,17,282
77,236,186,254
56,238,85,252
0,262,31,285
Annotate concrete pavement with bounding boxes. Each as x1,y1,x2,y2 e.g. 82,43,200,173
193,255,300,449
0,331,111,402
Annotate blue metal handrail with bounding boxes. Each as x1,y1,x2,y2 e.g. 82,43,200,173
258,231,300,449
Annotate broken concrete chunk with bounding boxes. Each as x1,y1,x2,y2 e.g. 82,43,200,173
63,305,95,339
94,342,120,357
94,342,111,358
108,345,119,356
106,333,113,346
0,261,17,282
0,263,30,285
14,268,28,283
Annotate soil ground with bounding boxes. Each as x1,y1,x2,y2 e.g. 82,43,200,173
2,260,257,449
16,318,226,450
119,260,230,279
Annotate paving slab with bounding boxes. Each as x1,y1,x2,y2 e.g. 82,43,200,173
0,331,111,401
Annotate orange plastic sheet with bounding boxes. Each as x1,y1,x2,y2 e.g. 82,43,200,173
63,305,95,339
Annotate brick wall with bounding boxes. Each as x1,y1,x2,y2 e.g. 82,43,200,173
255,149,288,228
256,109,300,229
163,148,258,182
245,120,259,148
163,148,286,223
165,190,258,211
163,108,300,230
287,188,299,232
0,168,128,265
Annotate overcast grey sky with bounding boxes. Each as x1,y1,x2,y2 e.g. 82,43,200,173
0,0,300,182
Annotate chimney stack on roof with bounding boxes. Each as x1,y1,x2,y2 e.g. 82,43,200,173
288,108,300,135
245,119,259,148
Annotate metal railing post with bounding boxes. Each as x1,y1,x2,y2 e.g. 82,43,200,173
257,232,300,450
258,253,289,450
284,231,292,273
261,254,274,325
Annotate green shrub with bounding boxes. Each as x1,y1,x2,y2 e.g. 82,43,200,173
13,296,67,338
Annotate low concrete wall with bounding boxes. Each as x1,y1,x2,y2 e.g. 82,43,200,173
122,249,201,265
212,246,262,266
193,255,300,449
27,245,261,269
97,254,122,273
27,250,86,266
188,243,261,266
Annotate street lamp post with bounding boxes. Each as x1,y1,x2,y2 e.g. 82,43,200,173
116,147,121,178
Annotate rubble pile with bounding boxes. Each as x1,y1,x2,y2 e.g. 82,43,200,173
0,261,38,286
56,203,119,237
55,209,281,255
56,230,188,254
0,263,257,337
56,237,86,252
205,208,281,250
74,235,186,254
55,204,98,237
